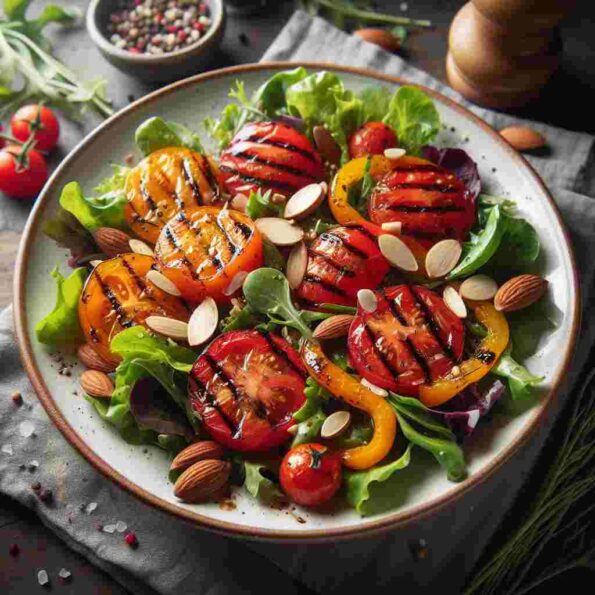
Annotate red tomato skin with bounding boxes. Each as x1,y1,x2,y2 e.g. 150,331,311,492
189,330,306,452
0,145,48,199
280,443,342,507
348,285,465,396
219,121,326,198
348,122,398,159
11,105,60,152
296,225,390,308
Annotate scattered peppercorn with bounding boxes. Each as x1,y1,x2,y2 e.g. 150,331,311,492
31,481,41,492
9,543,20,557
11,391,23,405
124,531,139,548
238,32,249,46
39,488,53,504
106,0,212,56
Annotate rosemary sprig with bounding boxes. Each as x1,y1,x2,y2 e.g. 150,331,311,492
465,364,595,594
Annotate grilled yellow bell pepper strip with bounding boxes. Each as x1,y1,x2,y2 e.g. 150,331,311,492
419,301,510,407
301,340,397,470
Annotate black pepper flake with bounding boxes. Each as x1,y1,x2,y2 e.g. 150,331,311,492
9,543,20,557
127,94,135,103
239,33,249,46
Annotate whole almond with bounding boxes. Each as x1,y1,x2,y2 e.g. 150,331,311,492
80,370,114,399
174,459,231,503
77,344,119,373
313,125,341,166
313,314,355,340
93,227,132,257
354,28,401,53
494,274,548,312
170,441,225,472
499,126,546,152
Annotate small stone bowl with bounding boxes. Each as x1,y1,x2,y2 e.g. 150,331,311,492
86,0,225,83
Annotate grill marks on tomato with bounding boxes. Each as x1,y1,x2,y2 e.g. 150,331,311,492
348,285,465,395
296,226,390,307
219,121,325,197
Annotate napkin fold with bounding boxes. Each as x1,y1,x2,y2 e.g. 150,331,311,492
2,10,595,595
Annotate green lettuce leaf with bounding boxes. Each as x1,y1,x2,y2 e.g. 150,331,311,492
35,267,87,346
204,103,243,150
135,116,204,155
243,460,283,503
492,348,543,400
359,85,392,122
344,445,412,514
253,66,308,115
245,189,283,219
383,86,440,155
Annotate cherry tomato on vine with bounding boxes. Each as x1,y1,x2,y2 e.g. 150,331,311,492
0,145,48,199
348,122,398,159
0,124,6,149
10,105,60,152
280,443,343,507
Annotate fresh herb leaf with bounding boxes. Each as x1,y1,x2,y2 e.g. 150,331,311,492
243,460,284,503
35,266,87,346
135,116,204,155
204,103,243,150
245,189,283,219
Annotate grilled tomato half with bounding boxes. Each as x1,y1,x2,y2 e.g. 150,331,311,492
219,121,326,198
368,155,476,241
154,206,263,303
296,225,389,308
124,147,223,244
189,330,307,452
348,285,465,396
348,122,398,159
79,254,190,360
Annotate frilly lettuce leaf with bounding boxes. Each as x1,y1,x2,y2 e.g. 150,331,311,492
135,116,204,155
253,66,308,116
359,85,392,122
35,266,87,346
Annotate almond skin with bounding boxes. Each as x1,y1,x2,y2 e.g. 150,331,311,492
93,227,132,257
77,343,119,373
499,126,545,152
354,28,401,53
80,370,114,399
170,441,225,472
174,459,231,503
313,314,355,340
494,274,548,312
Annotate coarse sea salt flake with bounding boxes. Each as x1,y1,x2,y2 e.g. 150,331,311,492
19,420,35,437
37,569,49,586
85,502,98,514
1,443,13,455
115,520,127,533
468,409,481,429
58,568,71,579
103,524,116,534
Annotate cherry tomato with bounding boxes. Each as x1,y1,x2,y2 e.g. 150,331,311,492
348,122,398,159
348,285,465,396
79,254,190,360
154,206,263,303
10,105,60,152
280,443,342,507
219,121,326,198
125,147,224,244
296,224,389,307
0,124,5,149
0,145,48,199
189,330,307,452
368,156,475,241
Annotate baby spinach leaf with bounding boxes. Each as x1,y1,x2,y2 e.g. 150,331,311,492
135,116,204,155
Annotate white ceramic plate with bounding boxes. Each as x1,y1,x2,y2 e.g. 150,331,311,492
14,63,579,542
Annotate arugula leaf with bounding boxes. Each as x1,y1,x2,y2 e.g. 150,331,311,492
35,267,87,346
383,86,440,155
389,394,467,482
262,239,286,271
344,445,412,515
243,460,284,503
135,116,204,155
492,348,543,400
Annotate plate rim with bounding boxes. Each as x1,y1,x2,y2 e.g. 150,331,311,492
13,61,580,543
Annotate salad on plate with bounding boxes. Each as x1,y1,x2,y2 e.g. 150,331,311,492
36,68,549,515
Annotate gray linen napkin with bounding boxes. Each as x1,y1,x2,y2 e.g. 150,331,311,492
2,10,595,595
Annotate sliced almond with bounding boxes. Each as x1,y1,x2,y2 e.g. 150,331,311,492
187,297,218,347
313,125,341,166
146,269,182,297
381,221,402,234
494,274,548,312
320,410,351,439
129,238,154,256
231,193,248,213
255,218,304,246
170,441,225,472
425,239,462,279
80,370,114,399
361,377,388,397
499,126,545,152
145,316,189,341
312,314,354,340
89,260,103,268
283,184,325,221
460,275,498,301
378,234,419,272
384,147,406,160
357,289,378,313
443,285,467,318
223,271,248,297
286,242,308,290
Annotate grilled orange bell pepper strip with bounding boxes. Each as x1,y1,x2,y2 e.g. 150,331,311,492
301,340,397,470
419,301,510,407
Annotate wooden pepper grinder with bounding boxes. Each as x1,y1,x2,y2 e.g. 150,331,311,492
446,0,576,109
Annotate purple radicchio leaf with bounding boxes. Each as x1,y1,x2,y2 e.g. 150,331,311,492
130,377,194,441
432,380,506,441
276,114,305,131
422,146,481,202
